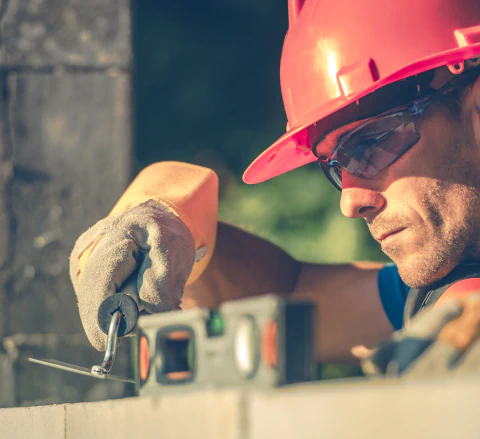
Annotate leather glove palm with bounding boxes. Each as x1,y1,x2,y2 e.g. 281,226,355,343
70,200,195,350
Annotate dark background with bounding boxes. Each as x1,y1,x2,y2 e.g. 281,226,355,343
133,0,386,264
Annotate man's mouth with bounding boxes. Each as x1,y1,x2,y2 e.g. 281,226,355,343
375,228,407,243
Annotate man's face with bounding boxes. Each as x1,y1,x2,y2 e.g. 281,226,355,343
317,76,480,288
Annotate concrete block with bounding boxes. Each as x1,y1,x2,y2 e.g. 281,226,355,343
0,404,65,439
0,0,131,68
0,73,13,273
5,72,132,405
66,391,245,439
0,0,134,407
248,376,480,439
3,377,480,438
0,353,15,407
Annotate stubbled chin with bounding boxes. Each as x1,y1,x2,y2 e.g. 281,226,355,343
383,233,446,288
392,248,455,289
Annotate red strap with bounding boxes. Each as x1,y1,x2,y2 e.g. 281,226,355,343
434,278,480,307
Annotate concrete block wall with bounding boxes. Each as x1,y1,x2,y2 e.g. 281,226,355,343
1,376,480,438
0,0,134,406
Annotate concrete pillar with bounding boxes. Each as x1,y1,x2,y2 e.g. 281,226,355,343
0,0,134,406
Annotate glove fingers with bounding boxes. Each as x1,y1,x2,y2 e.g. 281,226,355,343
69,215,121,291
403,299,464,338
138,217,195,313
399,341,460,379
71,199,196,350
362,301,465,378
450,338,480,373
76,235,139,350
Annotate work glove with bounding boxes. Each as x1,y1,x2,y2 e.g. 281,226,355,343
358,296,480,379
70,200,196,351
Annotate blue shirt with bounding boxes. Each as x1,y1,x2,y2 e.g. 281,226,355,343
378,263,410,330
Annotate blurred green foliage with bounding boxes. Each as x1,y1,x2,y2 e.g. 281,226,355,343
133,0,388,265
218,166,388,263
133,1,390,378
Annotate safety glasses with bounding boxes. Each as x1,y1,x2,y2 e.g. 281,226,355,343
313,97,432,191
308,64,480,191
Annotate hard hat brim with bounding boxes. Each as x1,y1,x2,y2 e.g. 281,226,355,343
243,44,480,185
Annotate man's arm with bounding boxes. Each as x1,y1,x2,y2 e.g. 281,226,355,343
292,261,394,364
72,161,394,358
184,222,394,364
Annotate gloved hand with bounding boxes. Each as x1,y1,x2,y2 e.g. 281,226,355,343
70,200,196,351
358,296,480,379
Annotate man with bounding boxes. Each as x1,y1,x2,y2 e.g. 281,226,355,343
70,0,480,375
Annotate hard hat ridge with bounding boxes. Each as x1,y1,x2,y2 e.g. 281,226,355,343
287,0,306,27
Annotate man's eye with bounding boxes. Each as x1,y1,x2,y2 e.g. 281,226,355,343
344,130,393,156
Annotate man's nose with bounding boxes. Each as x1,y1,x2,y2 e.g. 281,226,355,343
340,173,386,219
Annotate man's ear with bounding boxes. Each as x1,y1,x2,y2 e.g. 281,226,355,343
471,74,480,110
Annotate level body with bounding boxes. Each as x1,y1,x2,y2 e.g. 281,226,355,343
135,294,315,395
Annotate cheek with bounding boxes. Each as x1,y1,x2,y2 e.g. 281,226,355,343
371,141,433,193
381,176,446,233
381,108,458,184
386,177,475,242
375,114,460,214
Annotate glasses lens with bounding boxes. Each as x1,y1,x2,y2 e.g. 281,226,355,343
337,112,420,179
319,161,343,191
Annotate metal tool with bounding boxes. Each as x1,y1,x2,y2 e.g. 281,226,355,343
28,358,136,384
29,292,139,384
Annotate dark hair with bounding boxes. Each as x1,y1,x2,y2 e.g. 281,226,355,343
439,65,480,118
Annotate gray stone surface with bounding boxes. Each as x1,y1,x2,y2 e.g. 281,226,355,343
0,71,14,404
0,74,14,275
8,74,131,329
4,73,132,406
66,391,244,439
3,377,480,438
0,404,65,439
0,353,15,407
0,0,134,407
0,0,131,68
249,377,480,439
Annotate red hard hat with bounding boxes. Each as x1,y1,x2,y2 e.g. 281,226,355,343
243,0,480,184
